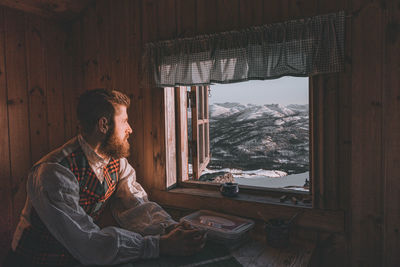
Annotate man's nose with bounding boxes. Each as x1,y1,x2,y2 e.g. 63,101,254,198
127,124,133,134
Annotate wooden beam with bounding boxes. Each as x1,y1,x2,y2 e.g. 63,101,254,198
175,87,189,183
165,87,177,188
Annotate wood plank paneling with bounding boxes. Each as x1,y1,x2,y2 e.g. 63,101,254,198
157,0,176,40
5,8,31,231
0,7,13,261
350,1,384,266
196,0,217,35
25,14,49,163
262,0,286,24
0,0,93,21
95,0,112,89
82,4,101,89
239,0,263,28
322,74,339,210
63,19,81,140
0,7,69,261
45,22,66,150
176,0,196,37
0,0,396,265
127,0,144,183
141,0,158,190
216,0,240,32
383,1,400,265
110,0,128,91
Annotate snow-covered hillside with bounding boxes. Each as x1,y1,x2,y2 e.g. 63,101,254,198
206,102,309,175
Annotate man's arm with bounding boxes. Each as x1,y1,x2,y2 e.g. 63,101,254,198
111,158,177,236
28,162,159,266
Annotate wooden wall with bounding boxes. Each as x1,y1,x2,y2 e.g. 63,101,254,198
0,5,73,261
0,0,399,266
70,0,400,266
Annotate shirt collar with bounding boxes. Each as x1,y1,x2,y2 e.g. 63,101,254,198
78,134,110,169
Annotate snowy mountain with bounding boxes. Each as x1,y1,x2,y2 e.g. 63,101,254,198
207,102,309,175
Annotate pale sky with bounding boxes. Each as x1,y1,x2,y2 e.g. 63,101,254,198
209,77,309,105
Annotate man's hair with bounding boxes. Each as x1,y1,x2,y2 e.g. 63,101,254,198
77,89,130,135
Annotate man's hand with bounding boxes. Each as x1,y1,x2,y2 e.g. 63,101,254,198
159,223,207,256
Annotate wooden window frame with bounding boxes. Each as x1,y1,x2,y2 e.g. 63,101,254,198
175,83,312,197
153,74,344,232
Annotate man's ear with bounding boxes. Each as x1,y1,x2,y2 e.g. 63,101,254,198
98,117,109,134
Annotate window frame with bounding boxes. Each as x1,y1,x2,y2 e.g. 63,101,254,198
175,81,312,198
155,74,344,232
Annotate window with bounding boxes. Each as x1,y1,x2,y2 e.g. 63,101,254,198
180,78,309,194
151,12,345,211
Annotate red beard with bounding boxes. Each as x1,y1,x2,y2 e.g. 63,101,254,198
99,128,130,159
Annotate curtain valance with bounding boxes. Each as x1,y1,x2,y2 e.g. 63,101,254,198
142,11,345,87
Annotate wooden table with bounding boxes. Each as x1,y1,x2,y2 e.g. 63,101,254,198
232,239,315,267
133,238,316,267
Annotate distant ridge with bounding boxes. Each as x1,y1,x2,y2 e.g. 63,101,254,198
206,102,309,174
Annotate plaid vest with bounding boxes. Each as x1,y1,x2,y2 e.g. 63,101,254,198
15,147,120,266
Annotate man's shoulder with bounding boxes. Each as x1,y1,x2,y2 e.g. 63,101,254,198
34,137,80,167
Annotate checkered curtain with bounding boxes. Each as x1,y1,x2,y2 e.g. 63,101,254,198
142,11,345,87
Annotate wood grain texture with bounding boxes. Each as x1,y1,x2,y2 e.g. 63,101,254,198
82,4,101,89
62,18,81,139
216,0,240,32
157,0,176,40
0,6,13,261
164,87,176,188
0,0,93,21
176,0,196,37
141,0,157,190
1,0,398,265
152,188,345,233
4,8,31,231
127,0,144,183
45,21,66,150
232,238,315,267
382,1,400,265
239,0,263,28
175,87,189,183
25,14,49,163
95,0,112,90
196,0,217,34
350,1,384,266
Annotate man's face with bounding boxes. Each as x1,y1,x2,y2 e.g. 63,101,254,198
99,104,132,158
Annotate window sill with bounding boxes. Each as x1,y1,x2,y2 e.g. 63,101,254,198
180,180,310,199
150,186,345,233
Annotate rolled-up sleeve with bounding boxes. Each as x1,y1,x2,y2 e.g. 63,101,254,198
28,162,159,266
111,158,177,236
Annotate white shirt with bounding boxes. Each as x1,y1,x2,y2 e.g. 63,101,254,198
12,136,176,266
78,135,110,184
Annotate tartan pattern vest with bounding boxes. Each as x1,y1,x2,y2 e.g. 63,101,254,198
14,147,120,266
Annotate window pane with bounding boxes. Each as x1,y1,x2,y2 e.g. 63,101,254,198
201,77,309,192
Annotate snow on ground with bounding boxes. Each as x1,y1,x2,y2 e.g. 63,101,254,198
234,172,309,191
195,164,309,191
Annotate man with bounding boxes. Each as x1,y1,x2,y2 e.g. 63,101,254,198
6,89,206,266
